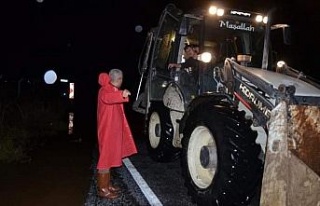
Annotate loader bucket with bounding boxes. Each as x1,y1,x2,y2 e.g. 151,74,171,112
260,102,320,206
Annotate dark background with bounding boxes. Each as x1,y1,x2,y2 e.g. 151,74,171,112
2,0,320,136
3,0,320,78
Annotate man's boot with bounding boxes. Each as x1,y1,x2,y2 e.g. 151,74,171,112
109,181,121,193
109,171,121,193
97,172,119,199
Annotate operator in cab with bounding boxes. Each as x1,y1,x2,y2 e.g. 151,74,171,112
168,44,200,84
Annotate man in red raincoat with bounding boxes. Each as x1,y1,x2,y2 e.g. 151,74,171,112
96,69,137,199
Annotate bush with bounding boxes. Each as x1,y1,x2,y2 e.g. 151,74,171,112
0,126,31,163
0,81,69,163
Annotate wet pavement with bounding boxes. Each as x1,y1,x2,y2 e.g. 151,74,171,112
0,135,94,206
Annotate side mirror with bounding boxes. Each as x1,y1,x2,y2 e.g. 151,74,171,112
271,24,291,45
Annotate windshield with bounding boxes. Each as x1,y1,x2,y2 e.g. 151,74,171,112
202,16,266,68
178,14,267,93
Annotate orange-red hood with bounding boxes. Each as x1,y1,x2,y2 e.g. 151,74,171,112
98,73,110,86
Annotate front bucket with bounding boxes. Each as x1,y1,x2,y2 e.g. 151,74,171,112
260,101,320,206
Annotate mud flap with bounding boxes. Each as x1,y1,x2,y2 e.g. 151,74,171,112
260,101,320,206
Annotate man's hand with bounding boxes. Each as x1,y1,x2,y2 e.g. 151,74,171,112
122,89,131,98
168,63,181,69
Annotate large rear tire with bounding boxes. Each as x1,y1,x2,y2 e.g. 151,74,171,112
181,101,263,206
147,101,181,162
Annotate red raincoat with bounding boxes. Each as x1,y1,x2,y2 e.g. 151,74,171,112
96,73,137,170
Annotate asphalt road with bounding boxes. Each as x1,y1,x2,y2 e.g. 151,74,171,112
84,110,262,206
84,137,197,206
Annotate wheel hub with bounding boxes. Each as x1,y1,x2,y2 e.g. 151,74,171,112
155,124,161,137
200,145,217,169
200,146,210,167
149,112,161,149
187,126,217,189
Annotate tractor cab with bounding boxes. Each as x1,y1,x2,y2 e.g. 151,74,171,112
170,6,270,94
134,4,278,114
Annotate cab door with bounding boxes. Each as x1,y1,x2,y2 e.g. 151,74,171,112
148,4,181,101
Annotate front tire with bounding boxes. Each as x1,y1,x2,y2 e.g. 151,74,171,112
181,101,263,206
147,101,181,162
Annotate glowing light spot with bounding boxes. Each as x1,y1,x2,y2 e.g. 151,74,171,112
44,70,57,84
135,25,143,33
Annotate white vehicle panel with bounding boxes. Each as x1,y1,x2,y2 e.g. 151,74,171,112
245,68,320,97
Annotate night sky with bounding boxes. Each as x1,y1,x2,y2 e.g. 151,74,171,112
2,0,319,136
3,0,320,81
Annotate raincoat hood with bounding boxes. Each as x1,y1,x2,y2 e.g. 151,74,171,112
98,73,110,86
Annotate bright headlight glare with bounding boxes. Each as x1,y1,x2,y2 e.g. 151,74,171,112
200,52,212,63
255,15,263,22
277,60,286,68
209,6,217,15
217,9,224,16
263,16,268,24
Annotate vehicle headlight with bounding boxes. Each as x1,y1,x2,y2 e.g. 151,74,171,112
255,15,268,24
209,6,224,16
263,16,268,24
209,6,218,15
217,8,225,16
255,15,263,22
277,60,286,68
200,52,212,63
